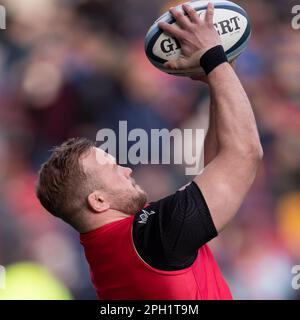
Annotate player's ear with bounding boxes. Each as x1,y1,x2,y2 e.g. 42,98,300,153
87,191,110,213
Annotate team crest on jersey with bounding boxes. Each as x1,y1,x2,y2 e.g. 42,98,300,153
138,209,156,224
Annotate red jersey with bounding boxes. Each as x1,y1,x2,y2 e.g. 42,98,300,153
80,215,232,300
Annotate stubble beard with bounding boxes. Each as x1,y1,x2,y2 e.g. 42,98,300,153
112,185,148,215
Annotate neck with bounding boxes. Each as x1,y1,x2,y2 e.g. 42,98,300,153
75,209,131,234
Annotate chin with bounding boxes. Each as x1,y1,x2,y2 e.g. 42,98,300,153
134,184,143,193
115,187,147,215
130,189,148,214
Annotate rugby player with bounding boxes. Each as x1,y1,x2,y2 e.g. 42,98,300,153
36,3,263,299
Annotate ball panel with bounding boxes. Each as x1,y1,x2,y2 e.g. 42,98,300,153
145,0,251,77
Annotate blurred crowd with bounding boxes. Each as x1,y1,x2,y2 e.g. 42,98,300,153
0,0,299,299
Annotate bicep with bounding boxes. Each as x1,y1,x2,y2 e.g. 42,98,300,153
194,152,258,232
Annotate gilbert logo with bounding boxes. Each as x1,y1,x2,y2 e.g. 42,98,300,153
160,16,241,54
214,16,241,35
161,37,180,54
138,209,156,224
0,6,6,29
0,265,5,289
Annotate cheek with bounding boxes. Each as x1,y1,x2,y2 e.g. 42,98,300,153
115,174,131,190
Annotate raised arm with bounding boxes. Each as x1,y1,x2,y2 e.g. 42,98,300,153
204,91,218,166
159,3,263,232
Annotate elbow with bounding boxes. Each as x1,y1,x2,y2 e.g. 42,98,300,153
243,142,264,166
229,140,263,164
220,139,264,166
250,142,263,161
257,144,264,161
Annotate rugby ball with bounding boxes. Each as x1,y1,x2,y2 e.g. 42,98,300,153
145,0,251,76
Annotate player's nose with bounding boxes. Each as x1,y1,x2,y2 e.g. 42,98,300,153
122,166,132,178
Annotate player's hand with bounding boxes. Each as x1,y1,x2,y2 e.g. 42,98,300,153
158,2,221,70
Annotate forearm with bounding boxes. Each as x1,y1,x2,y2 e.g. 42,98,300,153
208,63,262,158
204,92,218,166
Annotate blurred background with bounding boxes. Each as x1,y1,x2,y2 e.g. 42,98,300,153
0,0,299,299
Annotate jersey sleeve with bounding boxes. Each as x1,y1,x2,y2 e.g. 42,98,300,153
132,181,218,271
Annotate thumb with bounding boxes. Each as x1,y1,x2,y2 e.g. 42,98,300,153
164,59,188,70
164,60,178,69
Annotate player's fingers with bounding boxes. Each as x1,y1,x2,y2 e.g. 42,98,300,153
182,4,200,24
205,2,214,26
158,21,183,39
169,7,192,30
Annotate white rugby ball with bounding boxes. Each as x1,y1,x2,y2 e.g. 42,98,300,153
145,0,251,76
